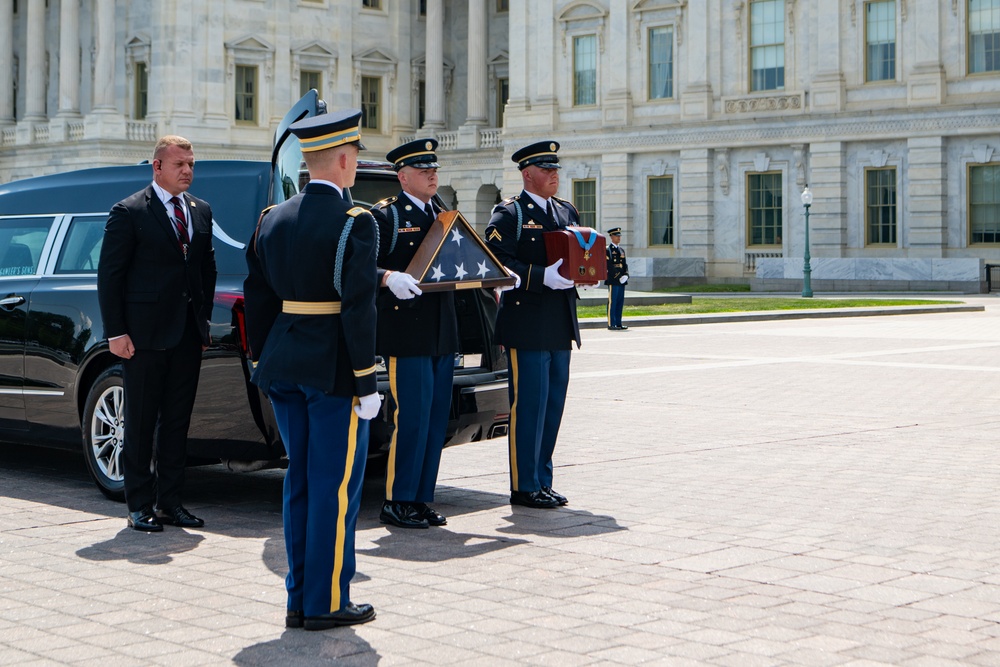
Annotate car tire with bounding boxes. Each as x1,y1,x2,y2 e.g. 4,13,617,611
82,366,126,502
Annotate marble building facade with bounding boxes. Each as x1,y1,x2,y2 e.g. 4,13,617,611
3,0,1000,291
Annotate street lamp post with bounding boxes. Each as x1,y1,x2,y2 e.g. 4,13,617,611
801,185,813,298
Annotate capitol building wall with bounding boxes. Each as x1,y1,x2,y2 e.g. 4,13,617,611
3,0,999,291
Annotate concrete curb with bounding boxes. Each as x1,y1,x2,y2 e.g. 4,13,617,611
578,303,985,329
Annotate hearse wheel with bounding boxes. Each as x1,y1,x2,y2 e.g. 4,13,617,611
82,366,126,501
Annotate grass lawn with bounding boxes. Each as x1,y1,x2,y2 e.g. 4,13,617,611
577,297,961,319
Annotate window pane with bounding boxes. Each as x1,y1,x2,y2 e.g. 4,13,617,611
866,168,897,245
649,26,674,100
362,0,381,8
235,65,256,123
497,77,509,126
55,216,107,274
866,1,896,81
649,177,674,246
573,180,597,228
574,35,597,106
361,76,380,130
0,217,54,276
971,164,1000,244
748,173,783,246
750,0,785,91
970,0,1000,73
300,70,321,99
135,62,148,120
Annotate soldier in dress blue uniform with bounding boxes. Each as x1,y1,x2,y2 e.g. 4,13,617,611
369,138,460,529
243,109,380,631
484,141,580,509
605,227,629,330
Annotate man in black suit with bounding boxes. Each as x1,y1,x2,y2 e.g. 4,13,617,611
485,141,580,509
370,138,459,530
97,135,217,532
244,109,379,631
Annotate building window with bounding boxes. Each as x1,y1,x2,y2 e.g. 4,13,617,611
134,62,148,120
748,172,783,246
648,26,674,100
649,177,674,246
865,1,896,82
496,77,509,127
969,0,1000,74
497,0,509,12
235,65,257,124
573,179,597,228
361,76,380,130
750,0,785,91
419,0,426,15
362,0,381,9
418,80,426,128
970,164,1000,244
300,70,321,99
866,167,897,245
573,35,597,106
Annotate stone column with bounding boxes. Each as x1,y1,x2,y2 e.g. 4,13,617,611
600,152,632,245
506,0,528,115
57,0,80,117
24,0,47,121
92,0,116,112
458,0,488,148
0,1,13,124
806,142,847,255
681,1,712,120
908,0,945,105
602,0,631,127
423,0,445,129
906,136,947,253
810,2,845,111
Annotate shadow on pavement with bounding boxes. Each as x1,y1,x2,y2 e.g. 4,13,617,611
233,628,379,667
497,506,627,538
358,527,527,562
76,527,204,565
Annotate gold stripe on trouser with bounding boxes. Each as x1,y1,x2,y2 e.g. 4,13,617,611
330,398,360,612
508,349,519,490
385,357,399,500
607,286,612,326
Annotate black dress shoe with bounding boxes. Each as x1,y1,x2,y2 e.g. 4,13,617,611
542,487,568,506
379,501,429,529
619,324,629,330
127,507,163,532
286,610,303,628
304,603,376,630
154,506,205,528
412,502,447,526
510,490,560,509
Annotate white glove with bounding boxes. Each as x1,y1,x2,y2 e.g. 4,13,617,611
354,393,382,420
498,267,521,292
386,271,422,300
619,275,628,284
543,258,575,290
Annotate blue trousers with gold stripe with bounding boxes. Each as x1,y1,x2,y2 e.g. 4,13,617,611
385,355,453,502
507,348,571,492
607,284,625,328
268,382,368,617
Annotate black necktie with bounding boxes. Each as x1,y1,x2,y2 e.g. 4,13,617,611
546,201,556,227
424,203,434,219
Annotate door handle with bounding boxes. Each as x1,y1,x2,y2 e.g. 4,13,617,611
0,295,26,310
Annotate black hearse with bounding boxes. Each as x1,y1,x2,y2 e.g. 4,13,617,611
0,92,509,499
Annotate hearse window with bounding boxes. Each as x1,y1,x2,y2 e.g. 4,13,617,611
0,217,53,277
55,215,107,274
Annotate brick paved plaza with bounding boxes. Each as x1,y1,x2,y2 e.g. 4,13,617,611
2,297,999,666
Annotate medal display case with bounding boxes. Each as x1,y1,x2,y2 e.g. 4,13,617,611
543,226,607,285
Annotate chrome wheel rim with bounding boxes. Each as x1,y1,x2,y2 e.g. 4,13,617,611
89,385,124,483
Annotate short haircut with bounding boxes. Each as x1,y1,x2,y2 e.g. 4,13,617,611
153,135,193,161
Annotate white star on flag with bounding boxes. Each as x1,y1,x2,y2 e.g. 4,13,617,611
477,260,490,277
454,263,468,280
450,228,464,246
430,265,445,281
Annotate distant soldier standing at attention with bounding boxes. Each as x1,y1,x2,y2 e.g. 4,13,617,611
605,227,629,330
